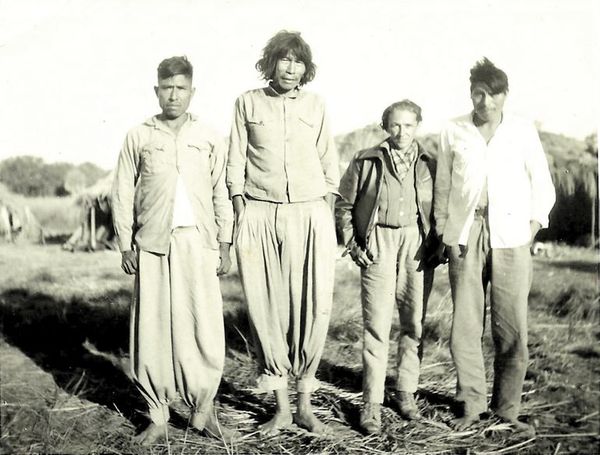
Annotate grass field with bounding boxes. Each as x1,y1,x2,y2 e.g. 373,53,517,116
0,243,598,454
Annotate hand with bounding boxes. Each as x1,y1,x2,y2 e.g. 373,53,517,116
446,243,467,262
121,250,138,275
349,241,374,268
432,239,448,265
217,242,232,276
530,220,542,244
323,192,336,215
232,195,246,219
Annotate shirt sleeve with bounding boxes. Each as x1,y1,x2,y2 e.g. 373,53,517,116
211,135,234,243
525,124,556,228
433,126,453,238
315,100,340,195
226,95,248,199
111,131,139,252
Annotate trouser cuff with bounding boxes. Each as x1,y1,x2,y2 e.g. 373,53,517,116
148,403,170,425
256,374,288,392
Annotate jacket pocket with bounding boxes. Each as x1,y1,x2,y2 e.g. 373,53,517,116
140,144,173,174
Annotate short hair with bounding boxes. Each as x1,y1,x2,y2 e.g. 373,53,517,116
469,57,508,95
380,99,423,130
157,56,193,80
255,30,316,86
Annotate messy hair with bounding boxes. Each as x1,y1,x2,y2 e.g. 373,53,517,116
255,30,316,86
469,57,508,95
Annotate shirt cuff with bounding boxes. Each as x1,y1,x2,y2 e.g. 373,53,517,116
118,238,133,253
228,184,244,199
217,226,234,244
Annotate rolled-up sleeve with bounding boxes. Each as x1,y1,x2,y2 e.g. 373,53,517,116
526,126,556,228
226,96,248,199
433,127,452,237
211,137,234,243
111,132,139,252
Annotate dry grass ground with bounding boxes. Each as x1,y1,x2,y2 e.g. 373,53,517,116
0,243,598,454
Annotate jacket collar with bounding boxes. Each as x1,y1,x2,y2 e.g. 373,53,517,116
358,138,427,161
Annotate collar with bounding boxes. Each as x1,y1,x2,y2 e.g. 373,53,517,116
358,138,425,161
144,112,197,130
265,83,302,99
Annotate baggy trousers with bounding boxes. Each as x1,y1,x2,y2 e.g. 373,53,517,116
448,214,531,420
131,227,225,425
361,224,433,403
235,199,336,393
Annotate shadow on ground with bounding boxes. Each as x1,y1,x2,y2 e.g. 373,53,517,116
0,288,147,428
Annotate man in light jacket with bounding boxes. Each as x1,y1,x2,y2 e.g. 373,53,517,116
434,57,555,432
112,56,235,445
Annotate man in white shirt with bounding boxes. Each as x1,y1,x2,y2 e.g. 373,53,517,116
434,58,555,432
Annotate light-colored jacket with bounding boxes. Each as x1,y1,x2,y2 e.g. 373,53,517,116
434,112,555,248
227,86,339,202
111,114,233,255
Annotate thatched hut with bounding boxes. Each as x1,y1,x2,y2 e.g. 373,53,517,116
0,183,45,244
63,172,116,251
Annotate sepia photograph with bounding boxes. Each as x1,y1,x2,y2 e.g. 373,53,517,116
1,0,598,453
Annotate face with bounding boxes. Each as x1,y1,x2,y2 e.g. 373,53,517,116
272,51,306,93
470,82,506,123
385,109,420,150
154,74,195,120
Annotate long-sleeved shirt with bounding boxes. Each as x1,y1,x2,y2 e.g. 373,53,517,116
227,86,339,202
434,112,555,248
111,113,233,255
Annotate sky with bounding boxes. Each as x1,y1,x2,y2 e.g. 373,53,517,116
0,0,598,169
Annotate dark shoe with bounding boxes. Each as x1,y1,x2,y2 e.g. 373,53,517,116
393,391,421,420
359,403,381,434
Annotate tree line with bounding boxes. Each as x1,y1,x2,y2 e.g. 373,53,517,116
0,156,108,197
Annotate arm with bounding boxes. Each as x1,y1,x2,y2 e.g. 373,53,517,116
525,125,556,242
111,131,139,274
335,159,360,248
226,96,249,218
315,99,340,198
210,136,234,275
335,158,374,268
433,127,453,241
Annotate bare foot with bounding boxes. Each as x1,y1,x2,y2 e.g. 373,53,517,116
451,414,480,431
203,412,241,443
294,409,328,435
497,416,536,436
133,422,167,445
258,411,293,436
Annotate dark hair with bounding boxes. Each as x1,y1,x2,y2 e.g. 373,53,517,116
157,56,193,80
469,57,508,95
380,99,423,130
255,30,316,86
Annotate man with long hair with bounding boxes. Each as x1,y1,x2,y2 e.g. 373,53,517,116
227,30,339,436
